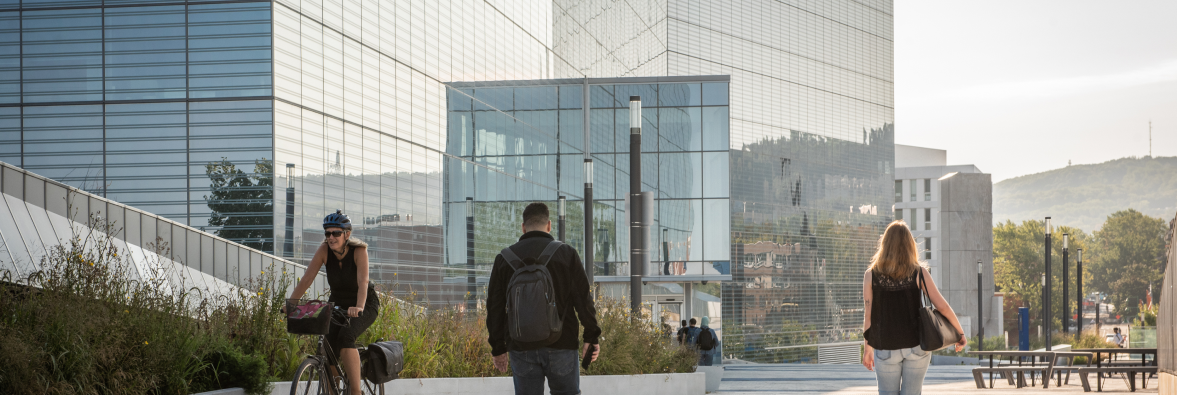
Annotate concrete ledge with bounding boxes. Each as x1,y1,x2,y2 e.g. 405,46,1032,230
201,373,705,395
383,373,706,395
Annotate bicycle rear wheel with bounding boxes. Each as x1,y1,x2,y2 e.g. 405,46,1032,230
290,358,327,395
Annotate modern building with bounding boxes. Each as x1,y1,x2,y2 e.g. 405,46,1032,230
0,0,894,363
894,144,999,339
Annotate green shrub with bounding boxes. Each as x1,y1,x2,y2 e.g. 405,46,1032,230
191,342,270,395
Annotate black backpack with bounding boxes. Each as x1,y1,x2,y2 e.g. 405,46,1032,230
697,328,717,351
361,340,404,384
499,240,564,346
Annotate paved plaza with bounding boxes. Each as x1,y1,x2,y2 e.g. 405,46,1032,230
717,364,1159,394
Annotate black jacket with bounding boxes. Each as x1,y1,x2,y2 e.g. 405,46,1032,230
487,231,601,356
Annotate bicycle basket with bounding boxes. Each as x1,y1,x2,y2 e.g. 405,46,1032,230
286,299,334,335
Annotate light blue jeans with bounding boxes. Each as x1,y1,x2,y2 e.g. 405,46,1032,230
874,346,931,395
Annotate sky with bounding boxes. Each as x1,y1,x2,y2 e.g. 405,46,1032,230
895,0,1177,182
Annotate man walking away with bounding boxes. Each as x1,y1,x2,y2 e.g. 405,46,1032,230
684,318,702,347
676,320,689,344
487,202,601,395
697,316,719,366
1113,327,1127,348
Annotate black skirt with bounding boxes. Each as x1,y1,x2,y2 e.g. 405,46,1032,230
325,295,380,358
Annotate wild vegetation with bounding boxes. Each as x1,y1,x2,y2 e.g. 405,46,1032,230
0,214,696,394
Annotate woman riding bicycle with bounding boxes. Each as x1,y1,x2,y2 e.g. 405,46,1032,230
286,210,380,395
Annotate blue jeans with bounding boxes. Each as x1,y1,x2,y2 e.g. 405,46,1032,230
509,348,580,395
874,346,931,395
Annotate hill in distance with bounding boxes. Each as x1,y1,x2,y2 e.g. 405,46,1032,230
993,156,1177,234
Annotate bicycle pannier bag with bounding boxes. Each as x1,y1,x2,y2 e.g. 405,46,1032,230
286,299,334,335
362,340,404,384
917,271,958,351
499,240,564,346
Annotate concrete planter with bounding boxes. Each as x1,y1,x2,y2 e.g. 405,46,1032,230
201,373,705,395
696,366,724,393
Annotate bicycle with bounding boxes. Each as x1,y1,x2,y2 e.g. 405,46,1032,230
288,304,385,395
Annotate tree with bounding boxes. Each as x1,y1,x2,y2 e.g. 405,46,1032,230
993,219,1089,335
1087,209,1166,318
204,158,274,252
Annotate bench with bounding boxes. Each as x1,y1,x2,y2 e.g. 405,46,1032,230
1078,367,1157,392
972,366,1052,389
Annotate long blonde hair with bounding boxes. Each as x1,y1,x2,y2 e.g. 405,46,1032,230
867,220,923,280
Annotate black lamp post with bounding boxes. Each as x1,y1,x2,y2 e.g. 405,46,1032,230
557,196,566,241
1076,248,1084,334
584,159,594,285
662,228,670,275
629,95,645,316
978,260,984,350
283,163,295,258
466,197,475,309
1062,233,1069,333
1044,217,1052,350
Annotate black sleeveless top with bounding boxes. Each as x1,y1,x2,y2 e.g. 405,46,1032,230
864,269,922,350
325,245,377,308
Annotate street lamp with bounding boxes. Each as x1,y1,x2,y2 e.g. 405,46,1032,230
1062,233,1069,333
1076,248,1084,334
466,197,475,309
557,196,566,242
628,95,647,316
283,163,295,258
584,159,594,285
663,228,670,275
978,260,984,350
1044,217,1052,350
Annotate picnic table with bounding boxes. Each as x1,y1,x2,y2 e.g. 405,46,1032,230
968,350,1090,389
1071,348,1158,392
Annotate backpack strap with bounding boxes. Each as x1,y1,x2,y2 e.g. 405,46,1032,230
500,247,526,271
500,240,563,270
536,240,563,267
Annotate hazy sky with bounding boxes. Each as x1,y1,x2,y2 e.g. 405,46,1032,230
895,1,1177,182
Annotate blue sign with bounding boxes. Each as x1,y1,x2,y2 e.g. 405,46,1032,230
1018,307,1030,351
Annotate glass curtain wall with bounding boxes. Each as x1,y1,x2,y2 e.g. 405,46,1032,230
445,79,730,304
0,1,274,251
268,1,564,305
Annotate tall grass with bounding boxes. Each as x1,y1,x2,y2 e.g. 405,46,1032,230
0,211,695,394
359,293,697,378
0,212,303,395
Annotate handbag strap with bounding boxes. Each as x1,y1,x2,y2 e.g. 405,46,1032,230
917,268,932,308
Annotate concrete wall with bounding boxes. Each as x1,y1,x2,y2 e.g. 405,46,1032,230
939,172,996,338
259,373,706,395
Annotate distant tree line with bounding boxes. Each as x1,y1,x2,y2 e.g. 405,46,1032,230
994,209,1168,334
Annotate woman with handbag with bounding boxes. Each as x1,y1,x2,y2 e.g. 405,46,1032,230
862,220,966,395
285,210,380,395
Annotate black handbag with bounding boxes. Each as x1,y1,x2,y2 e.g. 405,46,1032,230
917,270,960,351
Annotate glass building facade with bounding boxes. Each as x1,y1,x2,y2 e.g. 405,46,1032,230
1,0,894,363
444,77,731,283
553,0,896,362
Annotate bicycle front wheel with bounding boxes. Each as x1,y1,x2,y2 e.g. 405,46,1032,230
290,357,327,395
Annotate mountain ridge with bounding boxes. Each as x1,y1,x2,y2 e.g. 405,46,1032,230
993,156,1177,234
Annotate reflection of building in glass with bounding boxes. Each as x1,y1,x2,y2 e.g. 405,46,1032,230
444,77,731,287
895,144,998,339
552,1,896,363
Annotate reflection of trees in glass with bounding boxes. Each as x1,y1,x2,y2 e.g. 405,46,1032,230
204,158,274,252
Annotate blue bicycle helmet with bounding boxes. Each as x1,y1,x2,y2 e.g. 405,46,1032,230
323,209,352,230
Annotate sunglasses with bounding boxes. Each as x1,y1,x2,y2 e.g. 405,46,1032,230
324,230,345,238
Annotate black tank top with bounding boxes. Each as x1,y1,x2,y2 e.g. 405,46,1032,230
325,245,376,308
865,269,922,350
